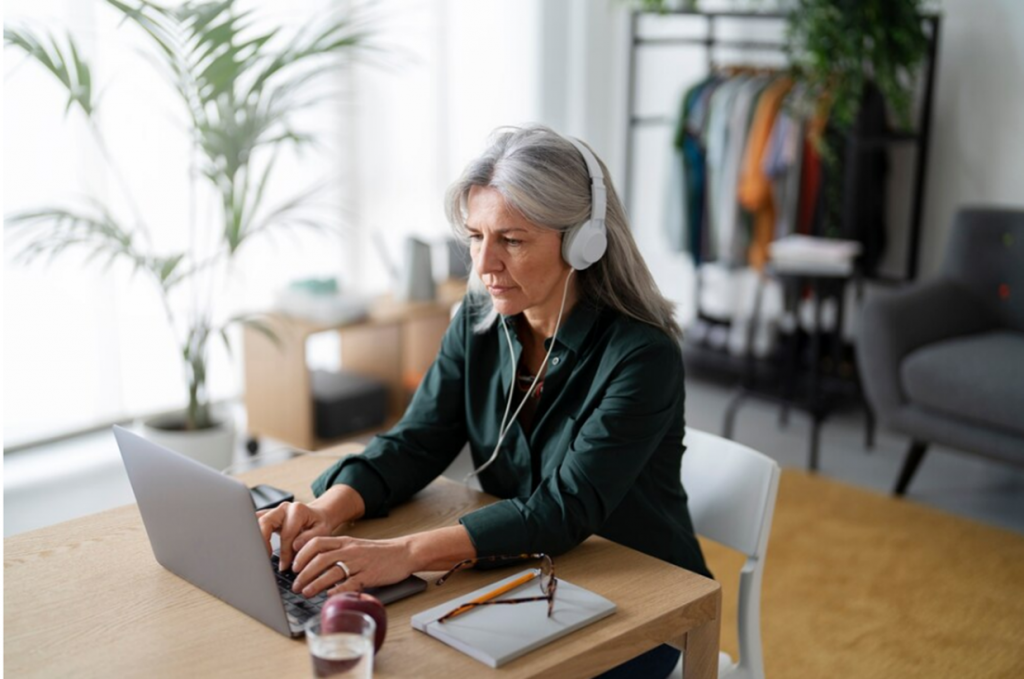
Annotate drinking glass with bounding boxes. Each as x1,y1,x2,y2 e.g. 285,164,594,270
304,612,375,679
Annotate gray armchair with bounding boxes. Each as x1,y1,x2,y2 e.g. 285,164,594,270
857,207,1024,495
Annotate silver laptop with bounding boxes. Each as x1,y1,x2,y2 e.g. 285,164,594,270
113,425,426,638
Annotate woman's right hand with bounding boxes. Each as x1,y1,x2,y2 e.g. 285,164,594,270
257,484,366,573
258,501,335,572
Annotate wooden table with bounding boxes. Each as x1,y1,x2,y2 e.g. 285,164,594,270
4,446,721,678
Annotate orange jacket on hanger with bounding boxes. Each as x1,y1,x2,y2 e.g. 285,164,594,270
737,76,793,270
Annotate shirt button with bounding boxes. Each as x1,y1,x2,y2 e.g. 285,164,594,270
552,357,561,366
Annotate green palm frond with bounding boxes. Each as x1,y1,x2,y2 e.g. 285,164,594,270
4,27,96,117
7,0,368,430
7,206,136,266
6,205,192,292
243,180,340,243
217,313,281,360
106,1,365,197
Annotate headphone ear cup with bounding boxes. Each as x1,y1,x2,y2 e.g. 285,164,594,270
562,219,607,270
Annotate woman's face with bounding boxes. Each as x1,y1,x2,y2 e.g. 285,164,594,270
466,185,572,321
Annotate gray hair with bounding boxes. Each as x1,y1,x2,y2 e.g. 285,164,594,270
445,124,681,339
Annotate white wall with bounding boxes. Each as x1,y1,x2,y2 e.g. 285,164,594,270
921,0,1024,275
537,0,629,176
347,0,542,294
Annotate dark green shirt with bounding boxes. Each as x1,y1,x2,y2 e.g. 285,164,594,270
312,297,710,578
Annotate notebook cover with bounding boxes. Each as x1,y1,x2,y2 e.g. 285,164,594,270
410,570,617,668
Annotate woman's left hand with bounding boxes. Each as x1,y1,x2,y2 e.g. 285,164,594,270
290,535,415,599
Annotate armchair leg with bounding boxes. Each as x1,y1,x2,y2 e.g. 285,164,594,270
894,440,929,496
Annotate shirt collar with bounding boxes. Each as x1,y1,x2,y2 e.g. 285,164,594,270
499,299,602,355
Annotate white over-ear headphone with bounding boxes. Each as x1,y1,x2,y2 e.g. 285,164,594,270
561,137,608,270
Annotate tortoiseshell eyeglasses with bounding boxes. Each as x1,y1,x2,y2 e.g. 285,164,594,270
433,553,557,624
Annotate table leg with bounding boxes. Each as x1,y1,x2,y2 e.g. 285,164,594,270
779,280,801,427
807,280,825,472
681,606,722,679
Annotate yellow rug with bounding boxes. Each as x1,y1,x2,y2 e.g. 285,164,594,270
700,469,1024,678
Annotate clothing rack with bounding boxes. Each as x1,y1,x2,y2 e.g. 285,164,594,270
623,8,941,282
624,8,941,464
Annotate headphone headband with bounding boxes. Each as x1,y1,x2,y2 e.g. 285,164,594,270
562,136,608,270
565,138,607,226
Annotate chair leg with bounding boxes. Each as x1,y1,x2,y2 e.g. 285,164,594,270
863,405,876,451
894,440,929,496
809,416,822,472
722,390,745,440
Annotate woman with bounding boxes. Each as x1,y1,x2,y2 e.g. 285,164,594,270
259,125,709,676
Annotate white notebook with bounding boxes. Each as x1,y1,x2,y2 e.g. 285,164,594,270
410,570,616,668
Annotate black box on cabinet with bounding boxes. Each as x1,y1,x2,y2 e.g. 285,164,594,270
310,369,389,440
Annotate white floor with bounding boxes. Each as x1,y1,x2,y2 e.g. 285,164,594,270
5,376,1024,538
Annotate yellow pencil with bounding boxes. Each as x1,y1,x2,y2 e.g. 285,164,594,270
444,570,538,621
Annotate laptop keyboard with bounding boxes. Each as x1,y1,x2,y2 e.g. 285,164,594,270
271,554,328,627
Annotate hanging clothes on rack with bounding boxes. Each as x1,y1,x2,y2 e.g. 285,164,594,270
666,69,838,358
703,74,751,264
712,75,771,268
693,74,769,323
665,74,719,261
763,83,807,242
738,75,794,270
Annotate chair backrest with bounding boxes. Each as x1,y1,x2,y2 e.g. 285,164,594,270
943,207,1024,332
681,428,780,679
682,428,780,558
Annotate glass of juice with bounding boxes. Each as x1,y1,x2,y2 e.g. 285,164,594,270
305,612,375,678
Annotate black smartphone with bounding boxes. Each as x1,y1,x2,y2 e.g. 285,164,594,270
249,484,295,511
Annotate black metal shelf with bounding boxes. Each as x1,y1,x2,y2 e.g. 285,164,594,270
631,8,937,20
638,9,789,19
630,115,674,126
634,37,787,50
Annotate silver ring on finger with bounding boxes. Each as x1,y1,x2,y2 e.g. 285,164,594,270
334,560,351,580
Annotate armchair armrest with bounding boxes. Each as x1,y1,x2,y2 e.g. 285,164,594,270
857,278,998,418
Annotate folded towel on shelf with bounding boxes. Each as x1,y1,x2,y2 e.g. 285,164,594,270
769,235,862,275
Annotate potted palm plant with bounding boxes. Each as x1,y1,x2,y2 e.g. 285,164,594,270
6,0,367,469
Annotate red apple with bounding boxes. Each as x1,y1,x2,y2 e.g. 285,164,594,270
321,592,387,653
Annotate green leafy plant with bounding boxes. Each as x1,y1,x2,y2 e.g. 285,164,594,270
786,0,930,130
631,0,699,13
6,0,368,430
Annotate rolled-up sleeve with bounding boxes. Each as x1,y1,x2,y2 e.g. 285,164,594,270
311,303,471,516
460,336,683,557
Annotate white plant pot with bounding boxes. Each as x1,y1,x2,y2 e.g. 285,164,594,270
141,411,236,472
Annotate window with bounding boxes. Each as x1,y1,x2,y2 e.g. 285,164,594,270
4,0,543,446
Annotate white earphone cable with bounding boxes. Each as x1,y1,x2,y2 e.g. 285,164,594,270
466,268,576,481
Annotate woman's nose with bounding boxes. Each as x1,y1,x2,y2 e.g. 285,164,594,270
474,237,503,275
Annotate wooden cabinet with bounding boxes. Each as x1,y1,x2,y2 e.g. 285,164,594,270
243,280,465,451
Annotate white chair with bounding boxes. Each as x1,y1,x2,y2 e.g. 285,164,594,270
670,427,781,679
